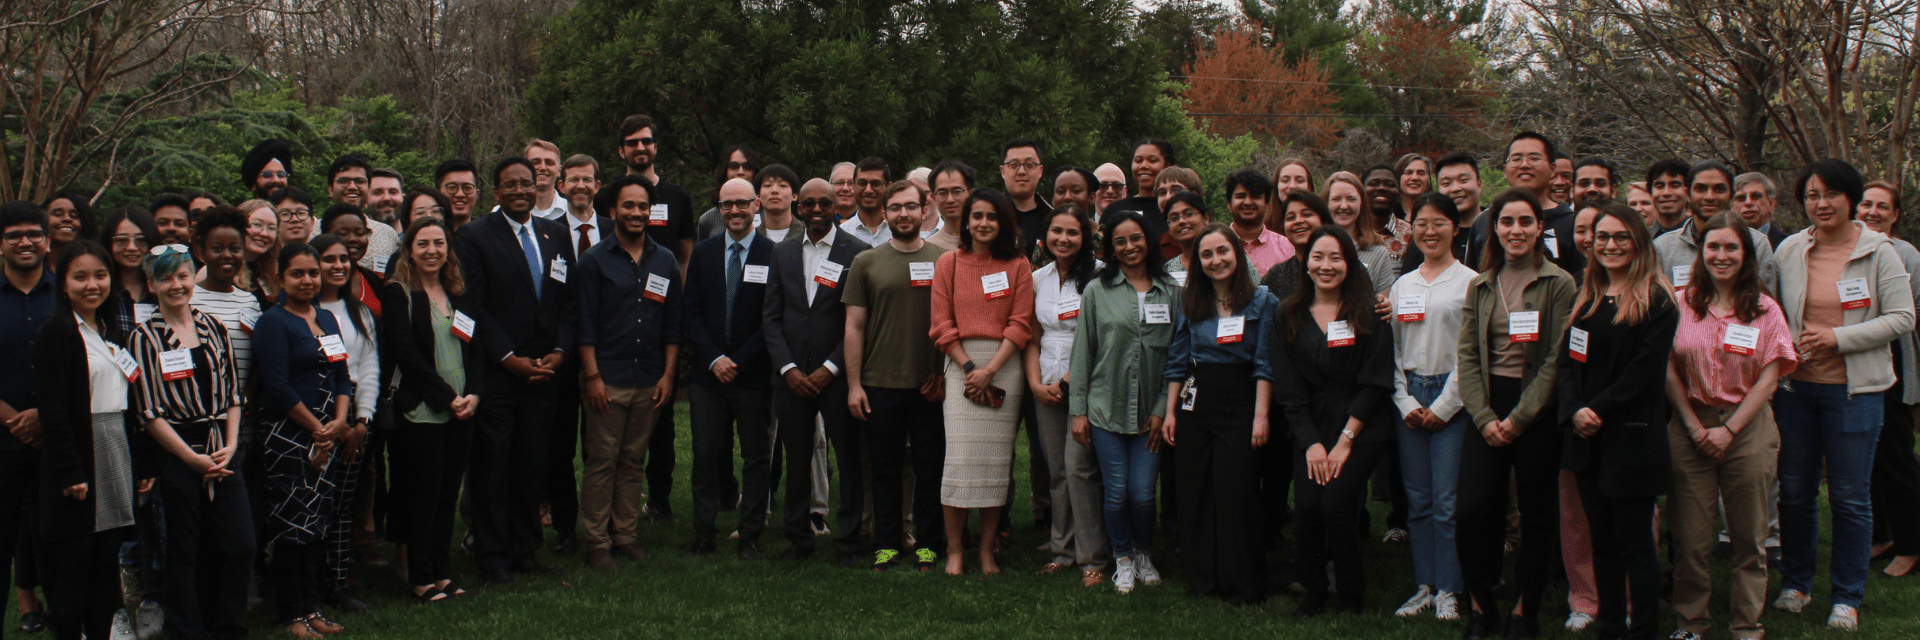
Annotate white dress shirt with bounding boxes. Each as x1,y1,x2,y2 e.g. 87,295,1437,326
781,226,842,376
1032,259,1101,384
1388,259,1477,421
564,210,602,251
839,215,888,247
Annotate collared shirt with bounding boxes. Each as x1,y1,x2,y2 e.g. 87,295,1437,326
359,219,400,272
1067,271,1182,434
77,314,129,413
710,231,759,370
1032,260,1101,384
1239,226,1295,277
503,213,545,266
534,194,571,221
839,215,889,248
576,237,682,389
1653,217,1779,292
1165,287,1280,382
780,228,843,377
565,210,602,251
1389,260,1478,421
129,309,242,424
0,269,56,450
1671,295,1798,407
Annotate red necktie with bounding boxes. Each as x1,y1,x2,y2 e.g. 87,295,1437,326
577,223,593,256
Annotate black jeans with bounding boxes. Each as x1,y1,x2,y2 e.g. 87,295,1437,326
645,402,678,517
1456,375,1561,621
269,540,322,624
1294,436,1389,603
1176,364,1267,605
776,380,859,554
1871,390,1920,556
690,383,774,539
1577,468,1660,640
393,416,472,585
47,526,130,640
863,387,944,553
470,371,556,572
1,444,41,637
544,363,582,538
158,437,255,640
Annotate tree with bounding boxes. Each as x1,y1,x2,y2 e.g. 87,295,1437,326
1351,11,1497,154
1238,0,1385,116
1137,0,1234,78
1181,22,1340,149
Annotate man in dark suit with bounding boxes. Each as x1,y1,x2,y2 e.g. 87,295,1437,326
452,156,576,584
684,178,777,559
1733,171,1790,248
765,179,871,565
541,154,614,555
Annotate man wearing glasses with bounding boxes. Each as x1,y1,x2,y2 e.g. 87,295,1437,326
1093,163,1129,216
240,138,293,199
0,202,54,634
616,114,697,524
1001,138,1051,259
268,187,316,246
434,159,482,230
839,157,892,248
830,162,859,222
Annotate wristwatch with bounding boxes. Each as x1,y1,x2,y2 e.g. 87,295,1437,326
961,361,977,374
1341,428,1358,440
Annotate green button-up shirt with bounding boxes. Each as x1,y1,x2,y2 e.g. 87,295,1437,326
1068,271,1182,434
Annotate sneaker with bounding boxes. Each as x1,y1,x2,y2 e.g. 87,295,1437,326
1394,585,1434,617
729,529,740,541
871,549,901,571
1564,611,1595,631
109,608,137,640
1433,591,1461,621
1135,552,1162,586
810,513,831,536
913,548,937,571
1382,528,1409,544
1113,556,1137,594
1772,589,1810,613
1668,631,1705,640
1827,604,1858,630
133,601,164,639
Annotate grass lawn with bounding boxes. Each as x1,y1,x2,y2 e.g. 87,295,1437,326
10,401,1919,638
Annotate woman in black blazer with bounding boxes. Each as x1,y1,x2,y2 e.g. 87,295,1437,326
378,218,482,602
1556,206,1679,640
35,241,151,640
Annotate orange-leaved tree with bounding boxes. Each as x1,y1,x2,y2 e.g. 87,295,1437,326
1181,21,1340,148
1350,12,1493,154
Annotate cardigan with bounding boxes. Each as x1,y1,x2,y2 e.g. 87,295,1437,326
378,282,482,416
34,313,153,538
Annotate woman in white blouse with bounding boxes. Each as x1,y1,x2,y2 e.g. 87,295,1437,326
310,234,379,611
1389,193,1477,621
1024,204,1108,587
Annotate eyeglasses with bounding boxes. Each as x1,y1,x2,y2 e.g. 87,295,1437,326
724,161,755,172
830,179,854,188
1097,182,1127,192
441,183,478,196
258,170,290,180
1002,161,1041,172
332,176,368,186
797,198,834,210
1804,190,1850,205
148,244,189,256
2,230,46,243
561,176,597,186
1593,232,1635,246
884,202,924,214
621,137,655,148
276,209,312,222
497,179,536,192
931,188,966,199
411,206,446,217
718,199,757,211
248,221,277,234
854,179,887,190
111,234,150,249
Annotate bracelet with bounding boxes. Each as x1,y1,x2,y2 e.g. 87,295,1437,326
585,372,602,381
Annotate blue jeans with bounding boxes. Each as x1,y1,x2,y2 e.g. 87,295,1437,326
1773,381,1882,607
1396,371,1466,594
1089,426,1160,556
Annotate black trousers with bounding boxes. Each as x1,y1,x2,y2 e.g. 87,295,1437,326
393,416,472,585
469,371,556,571
269,539,322,623
1871,387,1920,555
1257,428,1293,544
1576,468,1660,640
864,387,944,553
776,380,859,554
158,437,255,640
690,383,774,539
46,525,127,640
1,444,41,635
544,362,582,538
645,401,678,517
1294,435,1389,603
1456,376,1561,621
1176,364,1267,605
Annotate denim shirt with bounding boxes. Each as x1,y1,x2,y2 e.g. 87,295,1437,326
576,237,684,389
1165,286,1279,382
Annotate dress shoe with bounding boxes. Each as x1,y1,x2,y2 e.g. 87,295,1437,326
683,539,716,558
613,543,650,560
508,558,562,576
1503,614,1539,639
18,611,46,633
1334,594,1363,615
552,532,578,555
737,540,760,559
324,588,370,614
1293,593,1328,618
480,568,514,585
585,549,615,569
777,546,812,561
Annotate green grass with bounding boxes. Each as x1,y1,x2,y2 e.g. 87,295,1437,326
10,402,1920,638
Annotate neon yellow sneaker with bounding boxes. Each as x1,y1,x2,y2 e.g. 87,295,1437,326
871,549,900,571
914,548,937,571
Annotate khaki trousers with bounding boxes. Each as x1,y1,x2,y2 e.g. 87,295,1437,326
1667,403,1778,639
582,385,661,550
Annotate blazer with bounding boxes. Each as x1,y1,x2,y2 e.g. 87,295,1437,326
34,313,152,538
452,212,577,367
378,282,483,415
1557,292,1679,498
686,233,775,387
762,229,871,387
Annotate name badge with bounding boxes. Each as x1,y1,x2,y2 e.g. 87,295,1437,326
1056,293,1081,321
1838,277,1871,309
1509,310,1541,342
908,262,935,287
981,271,1010,300
238,307,260,334
452,311,476,342
110,344,141,383
1170,271,1188,287
1671,265,1691,288
753,213,762,229
1326,320,1355,347
373,254,391,274
813,261,843,288
134,303,156,324
159,347,194,381
1568,326,1589,362
549,255,568,284
1396,292,1427,322
649,204,671,227
1217,316,1245,344
1544,236,1560,259
643,273,670,303
1723,324,1760,355
1180,376,1197,411
1143,303,1171,324
742,265,769,284
318,335,348,363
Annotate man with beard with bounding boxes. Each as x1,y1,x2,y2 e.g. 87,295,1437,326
843,181,950,571
925,161,975,252
149,193,194,246
696,145,763,242
435,159,482,230
1652,159,1777,292
360,168,405,269
1644,158,1691,238
839,158,892,248
453,157,576,583
0,202,54,635
1001,139,1051,258
1732,172,1788,248
239,138,293,199
766,179,872,565
616,115,697,523
539,153,613,556
1571,157,1617,204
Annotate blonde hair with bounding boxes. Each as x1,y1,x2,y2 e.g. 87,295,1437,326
1154,166,1202,194
235,199,279,295
1320,171,1382,249
525,138,560,157
1576,205,1674,326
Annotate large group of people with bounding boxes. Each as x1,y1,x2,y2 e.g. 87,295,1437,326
1,117,1917,640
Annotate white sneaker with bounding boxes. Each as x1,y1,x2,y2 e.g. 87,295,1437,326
1772,589,1810,613
1135,552,1162,586
133,601,164,640
1113,556,1137,594
1827,604,1859,630
1382,528,1409,544
1565,611,1595,631
1394,585,1434,617
1433,591,1461,621
109,609,137,640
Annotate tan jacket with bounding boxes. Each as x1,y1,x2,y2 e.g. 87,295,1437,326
1456,260,1579,434
1769,222,1915,395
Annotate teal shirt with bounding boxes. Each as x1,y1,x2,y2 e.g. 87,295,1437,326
403,307,467,424
1068,271,1182,434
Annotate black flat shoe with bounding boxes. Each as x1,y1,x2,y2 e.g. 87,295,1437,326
442,581,472,597
1462,614,1497,640
737,540,760,559
480,568,514,585
411,587,448,604
684,539,716,557
508,558,562,575
1504,614,1539,639
18,611,45,633
552,532,578,555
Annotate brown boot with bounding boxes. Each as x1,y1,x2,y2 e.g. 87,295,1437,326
613,543,650,561
585,548,615,569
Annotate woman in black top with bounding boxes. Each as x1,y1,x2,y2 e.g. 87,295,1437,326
1254,189,1332,541
1557,206,1679,640
1270,226,1395,616
100,206,161,338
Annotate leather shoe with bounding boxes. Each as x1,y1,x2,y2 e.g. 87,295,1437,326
683,539,716,558
479,568,514,585
585,548,615,569
508,558,562,575
777,546,812,561
552,532,578,555
19,611,46,633
1503,614,1539,639
1293,593,1328,618
737,540,760,559
613,543,650,560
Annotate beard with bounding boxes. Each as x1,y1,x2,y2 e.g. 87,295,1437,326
889,224,919,242
625,155,653,172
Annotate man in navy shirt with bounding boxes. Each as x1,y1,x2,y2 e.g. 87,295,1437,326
0,201,55,631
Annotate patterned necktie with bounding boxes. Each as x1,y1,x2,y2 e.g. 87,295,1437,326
519,224,542,301
726,242,743,338
577,223,593,257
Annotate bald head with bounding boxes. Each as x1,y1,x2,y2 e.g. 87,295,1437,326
718,177,760,237
1094,162,1127,211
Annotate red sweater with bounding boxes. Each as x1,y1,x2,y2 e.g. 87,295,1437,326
930,249,1035,354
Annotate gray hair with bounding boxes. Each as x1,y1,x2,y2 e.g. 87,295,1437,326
1733,172,1775,199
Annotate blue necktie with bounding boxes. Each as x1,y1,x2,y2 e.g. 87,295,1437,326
519,224,542,301
725,243,743,339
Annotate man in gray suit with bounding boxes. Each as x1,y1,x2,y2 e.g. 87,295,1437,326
765,179,872,564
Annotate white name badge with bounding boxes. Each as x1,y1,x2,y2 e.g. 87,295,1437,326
1326,320,1355,347
1671,265,1691,288
1056,294,1081,321
753,213,762,229
238,307,260,334
1396,292,1427,323
813,261,843,289
1217,316,1246,344
649,204,671,226
373,254,391,274
1545,236,1560,259
158,347,194,381
1839,277,1871,310
908,262,935,287
1180,377,1197,411
318,335,348,363
549,255,568,284
1568,326,1589,362
1143,303,1171,325
451,311,476,342
110,344,141,383
742,264,769,284
1170,271,1188,287
1509,310,1541,343
643,273,670,302
1723,324,1760,355
134,303,156,324
981,271,1010,300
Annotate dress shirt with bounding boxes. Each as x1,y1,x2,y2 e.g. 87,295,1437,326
1066,271,1182,434
1032,260,1101,384
575,237,683,389
565,211,602,252
1164,287,1280,382
504,213,545,280
77,315,129,414
534,194,571,221
839,215,889,248
0,269,55,450
1670,295,1798,407
1238,226,1295,277
1389,260,1477,421
781,227,843,376
711,231,758,370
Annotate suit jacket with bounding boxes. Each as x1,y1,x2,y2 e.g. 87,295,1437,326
378,282,483,414
1557,294,1680,498
34,313,153,538
558,213,616,254
762,229,871,387
1767,224,1789,249
686,233,775,387
452,212,577,370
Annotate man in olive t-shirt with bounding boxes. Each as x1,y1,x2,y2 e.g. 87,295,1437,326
843,180,949,571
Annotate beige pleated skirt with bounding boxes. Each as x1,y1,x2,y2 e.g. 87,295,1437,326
941,338,1025,508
